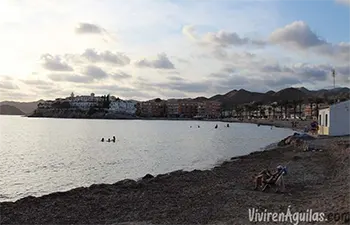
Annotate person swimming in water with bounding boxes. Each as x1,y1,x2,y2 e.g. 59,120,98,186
107,138,111,142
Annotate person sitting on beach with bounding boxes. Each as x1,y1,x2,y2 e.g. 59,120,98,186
254,166,285,191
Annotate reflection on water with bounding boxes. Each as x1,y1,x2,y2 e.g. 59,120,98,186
0,116,292,201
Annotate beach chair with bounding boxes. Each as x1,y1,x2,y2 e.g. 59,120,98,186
261,166,287,192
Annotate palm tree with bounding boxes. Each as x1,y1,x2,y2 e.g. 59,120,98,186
314,97,323,119
292,100,298,119
268,106,272,119
281,100,289,119
307,97,314,118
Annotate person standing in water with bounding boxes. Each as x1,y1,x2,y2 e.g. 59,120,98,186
112,136,116,142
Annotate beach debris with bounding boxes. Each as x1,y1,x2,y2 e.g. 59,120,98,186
278,132,315,147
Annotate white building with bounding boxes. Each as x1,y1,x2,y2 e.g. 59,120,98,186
69,93,99,110
318,100,350,136
109,100,137,115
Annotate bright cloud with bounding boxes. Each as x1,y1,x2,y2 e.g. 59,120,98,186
0,0,349,101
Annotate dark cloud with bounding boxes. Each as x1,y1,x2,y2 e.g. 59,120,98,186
291,63,332,82
41,54,74,71
83,65,109,79
133,77,209,93
135,53,175,69
75,23,105,34
81,48,130,66
261,64,293,73
264,76,301,87
47,73,93,83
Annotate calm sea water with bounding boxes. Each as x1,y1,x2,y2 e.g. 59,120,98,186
0,115,292,202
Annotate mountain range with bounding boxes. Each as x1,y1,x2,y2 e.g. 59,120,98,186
207,87,349,109
0,87,349,113
0,105,25,115
0,100,44,115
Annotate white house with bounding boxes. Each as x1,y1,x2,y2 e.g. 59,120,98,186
318,100,350,136
109,100,137,115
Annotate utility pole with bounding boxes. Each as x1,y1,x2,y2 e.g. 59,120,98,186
332,69,336,104
332,69,336,89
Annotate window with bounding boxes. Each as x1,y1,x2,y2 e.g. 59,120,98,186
319,115,322,125
325,114,328,127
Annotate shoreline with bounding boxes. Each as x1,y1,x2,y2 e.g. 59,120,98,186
27,114,312,130
1,135,349,224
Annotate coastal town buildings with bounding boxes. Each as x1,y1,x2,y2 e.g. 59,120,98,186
178,100,198,118
109,100,137,115
166,99,180,117
318,100,350,136
139,99,166,117
36,93,138,115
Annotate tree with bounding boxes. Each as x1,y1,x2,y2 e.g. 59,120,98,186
314,98,323,119
292,100,297,119
102,94,111,109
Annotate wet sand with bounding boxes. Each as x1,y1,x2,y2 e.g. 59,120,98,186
1,136,349,225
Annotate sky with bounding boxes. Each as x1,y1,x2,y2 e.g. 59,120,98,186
0,0,349,102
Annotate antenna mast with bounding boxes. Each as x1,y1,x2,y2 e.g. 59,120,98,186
332,69,336,89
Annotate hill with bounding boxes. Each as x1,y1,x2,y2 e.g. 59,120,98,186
0,100,43,114
207,87,349,109
0,105,25,115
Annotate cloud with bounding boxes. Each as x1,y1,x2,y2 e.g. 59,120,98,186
79,84,152,99
0,81,19,89
41,54,74,71
291,63,332,82
0,76,13,81
335,0,350,6
20,79,52,86
269,21,326,48
47,73,93,83
81,48,130,66
83,65,109,79
167,76,185,81
269,21,350,62
263,76,301,87
75,23,105,34
111,71,132,80
135,53,175,69
183,25,266,48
